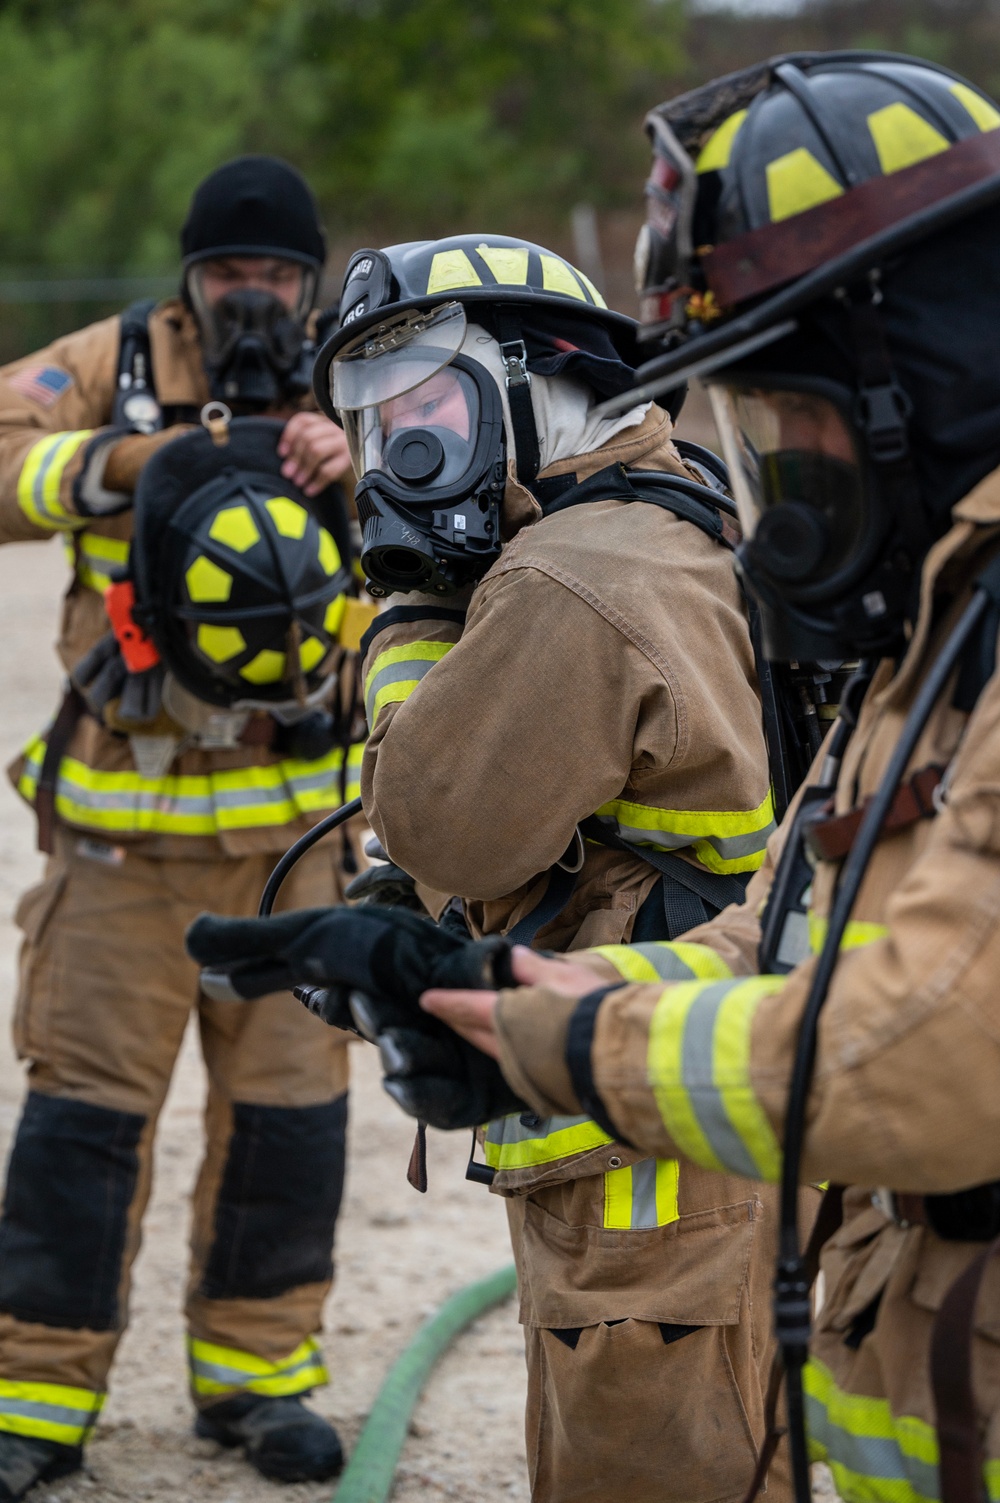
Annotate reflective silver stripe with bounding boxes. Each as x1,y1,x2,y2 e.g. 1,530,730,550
628,943,698,980
775,910,811,969
597,814,774,862
805,1389,940,1501
630,1159,658,1228
0,1397,96,1428
364,657,439,724
190,1349,321,1387
681,982,759,1179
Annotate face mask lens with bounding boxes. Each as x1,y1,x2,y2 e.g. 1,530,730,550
708,382,868,587
331,302,468,413
346,365,479,490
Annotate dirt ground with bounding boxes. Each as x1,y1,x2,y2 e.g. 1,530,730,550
0,537,529,1503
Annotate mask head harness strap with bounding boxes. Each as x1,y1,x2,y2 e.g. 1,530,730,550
837,271,932,575
494,309,541,487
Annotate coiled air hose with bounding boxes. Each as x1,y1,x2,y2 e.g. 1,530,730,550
332,1263,518,1503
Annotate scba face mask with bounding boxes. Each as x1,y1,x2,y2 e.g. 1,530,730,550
332,302,505,595
707,375,916,660
189,267,317,408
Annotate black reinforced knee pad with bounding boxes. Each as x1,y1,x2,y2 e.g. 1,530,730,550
0,1091,144,1329
200,1093,348,1300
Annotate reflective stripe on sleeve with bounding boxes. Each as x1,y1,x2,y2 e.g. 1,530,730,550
591,941,734,984
808,912,889,954
603,1158,680,1229
63,529,130,593
591,788,775,875
804,1357,950,1503
188,1336,328,1399
17,431,94,531
483,1112,612,1170
646,975,785,1179
0,1379,104,1446
17,736,352,837
363,641,454,726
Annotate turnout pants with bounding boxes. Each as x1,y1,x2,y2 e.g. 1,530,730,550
0,831,351,1449
503,1163,806,1503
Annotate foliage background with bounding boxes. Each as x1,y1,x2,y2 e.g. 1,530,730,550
0,0,997,353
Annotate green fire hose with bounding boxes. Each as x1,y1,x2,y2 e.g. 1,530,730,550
333,1262,518,1503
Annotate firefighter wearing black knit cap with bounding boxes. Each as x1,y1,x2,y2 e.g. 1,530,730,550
0,157,366,1498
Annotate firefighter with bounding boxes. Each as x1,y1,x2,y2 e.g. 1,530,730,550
332,52,1000,1503
196,233,800,1503
0,156,368,1498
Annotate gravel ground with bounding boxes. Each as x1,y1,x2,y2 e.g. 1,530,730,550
0,538,529,1503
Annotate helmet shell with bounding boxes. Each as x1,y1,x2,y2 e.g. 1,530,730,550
313,233,644,420
132,418,351,707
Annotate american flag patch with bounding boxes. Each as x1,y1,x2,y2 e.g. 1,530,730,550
8,364,74,408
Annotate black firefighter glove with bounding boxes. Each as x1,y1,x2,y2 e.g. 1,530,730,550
186,905,527,1130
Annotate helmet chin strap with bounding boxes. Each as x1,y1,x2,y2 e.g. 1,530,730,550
494,310,541,486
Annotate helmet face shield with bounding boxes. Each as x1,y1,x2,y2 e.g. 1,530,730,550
707,377,877,600
331,301,467,415
343,363,480,495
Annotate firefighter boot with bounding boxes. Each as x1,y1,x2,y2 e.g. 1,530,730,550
0,1433,83,1500
195,1394,344,1482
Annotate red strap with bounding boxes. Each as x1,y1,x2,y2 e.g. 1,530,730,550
805,764,946,863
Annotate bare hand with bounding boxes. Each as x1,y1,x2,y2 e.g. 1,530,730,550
278,412,352,495
420,945,605,1059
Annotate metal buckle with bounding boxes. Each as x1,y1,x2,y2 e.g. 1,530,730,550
499,339,531,389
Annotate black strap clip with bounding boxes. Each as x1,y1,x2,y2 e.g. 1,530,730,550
499,338,531,389
854,380,912,464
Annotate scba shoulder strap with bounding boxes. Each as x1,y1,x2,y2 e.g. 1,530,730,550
114,298,200,432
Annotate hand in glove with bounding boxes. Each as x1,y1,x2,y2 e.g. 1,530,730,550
185,905,527,1129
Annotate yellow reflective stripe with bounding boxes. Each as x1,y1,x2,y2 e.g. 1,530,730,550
188,1336,328,1398
808,912,889,954
0,1379,104,1446
17,430,93,530
593,787,775,875
603,1164,633,1228
591,941,733,984
804,1356,945,1503
656,1157,680,1225
427,248,482,293
364,640,454,725
345,740,364,802
647,976,786,1178
482,1115,612,1170
17,736,350,836
712,977,783,1182
65,529,131,593
603,1158,680,1229
475,243,530,285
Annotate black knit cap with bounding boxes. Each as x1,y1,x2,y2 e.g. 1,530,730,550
181,156,327,269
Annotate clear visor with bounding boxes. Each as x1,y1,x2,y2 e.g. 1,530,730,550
707,382,868,582
331,301,467,412
343,361,479,488
187,260,315,325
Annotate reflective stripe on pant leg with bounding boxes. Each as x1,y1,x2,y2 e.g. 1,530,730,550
603,1159,680,1229
188,1335,328,1400
199,1095,347,1300
0,1092,144,1330
0,1380,104,1445
804,1356,945,1503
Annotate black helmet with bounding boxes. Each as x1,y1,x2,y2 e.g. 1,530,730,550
629,51,1000,389
132,418,351,708
622,53,1000,661
181,156,327,273
313,233,647,423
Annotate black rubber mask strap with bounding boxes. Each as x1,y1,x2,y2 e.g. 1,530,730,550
494,311,541,486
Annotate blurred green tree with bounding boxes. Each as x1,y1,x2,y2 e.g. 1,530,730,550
0,0,685,276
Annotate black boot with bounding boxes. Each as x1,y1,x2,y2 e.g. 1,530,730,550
195,1393,344,1482
0,1433,82,1501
